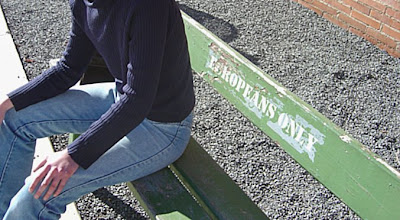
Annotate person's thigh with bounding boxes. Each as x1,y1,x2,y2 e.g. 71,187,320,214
6,113,193,219
4,82,116,137
61,114,192,198
0,82,116,218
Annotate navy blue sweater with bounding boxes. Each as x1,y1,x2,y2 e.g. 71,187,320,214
8,0,195,169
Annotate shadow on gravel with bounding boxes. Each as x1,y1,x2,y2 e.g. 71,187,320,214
93,187,148,220
178,4,261,65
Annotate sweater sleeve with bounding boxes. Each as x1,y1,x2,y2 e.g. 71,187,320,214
68,0,170,169
7,19,96,110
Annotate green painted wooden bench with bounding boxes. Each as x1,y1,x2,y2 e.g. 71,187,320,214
68,11,400,220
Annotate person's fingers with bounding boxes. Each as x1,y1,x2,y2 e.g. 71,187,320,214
53,177,68,198
43,175,61,201
29,150,79,200
29,165,50,194
33,166,56,199
32,156,48,173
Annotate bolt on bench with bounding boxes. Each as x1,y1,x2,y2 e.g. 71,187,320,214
69,12,400,220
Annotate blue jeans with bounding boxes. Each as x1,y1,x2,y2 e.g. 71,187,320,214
0,83,193,219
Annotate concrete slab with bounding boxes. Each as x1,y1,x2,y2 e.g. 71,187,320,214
0,6,9,35
0,34,27,93
0,4,81,220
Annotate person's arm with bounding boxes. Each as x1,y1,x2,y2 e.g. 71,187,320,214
7,19,96,111
68,0,170,169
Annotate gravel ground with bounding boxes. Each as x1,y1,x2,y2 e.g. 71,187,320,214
1,0,399,219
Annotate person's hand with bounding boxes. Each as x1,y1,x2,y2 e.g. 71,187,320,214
0,94,13,122
29,150,79,201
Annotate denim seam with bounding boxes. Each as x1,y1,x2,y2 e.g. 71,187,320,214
12,119,97,140
39,123,186,217
0,136,17,196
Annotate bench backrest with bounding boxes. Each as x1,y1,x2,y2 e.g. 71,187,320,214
181,12,400,220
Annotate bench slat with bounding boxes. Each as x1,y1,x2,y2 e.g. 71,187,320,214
128,167,211,220
170,137,269,220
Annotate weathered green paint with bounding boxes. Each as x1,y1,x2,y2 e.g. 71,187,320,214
181,12,400,220
68,133,80,144
128,168,211,220
128,137,269,220
155,211,193,220
170,137,269,220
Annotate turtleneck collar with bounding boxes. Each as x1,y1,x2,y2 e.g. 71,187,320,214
83,0,112,8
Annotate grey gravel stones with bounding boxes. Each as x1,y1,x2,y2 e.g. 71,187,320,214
1,0,398,219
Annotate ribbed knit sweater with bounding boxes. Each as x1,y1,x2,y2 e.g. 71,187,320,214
7,0,195,169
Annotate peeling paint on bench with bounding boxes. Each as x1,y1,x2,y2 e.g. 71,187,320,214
181,11,400,220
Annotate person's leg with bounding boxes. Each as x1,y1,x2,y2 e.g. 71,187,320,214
0,83,116,218
4,113,193,220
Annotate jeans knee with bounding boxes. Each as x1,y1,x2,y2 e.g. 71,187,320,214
4,186,38,219
4,182,64,220
3,108,18,131
3,109,38,142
